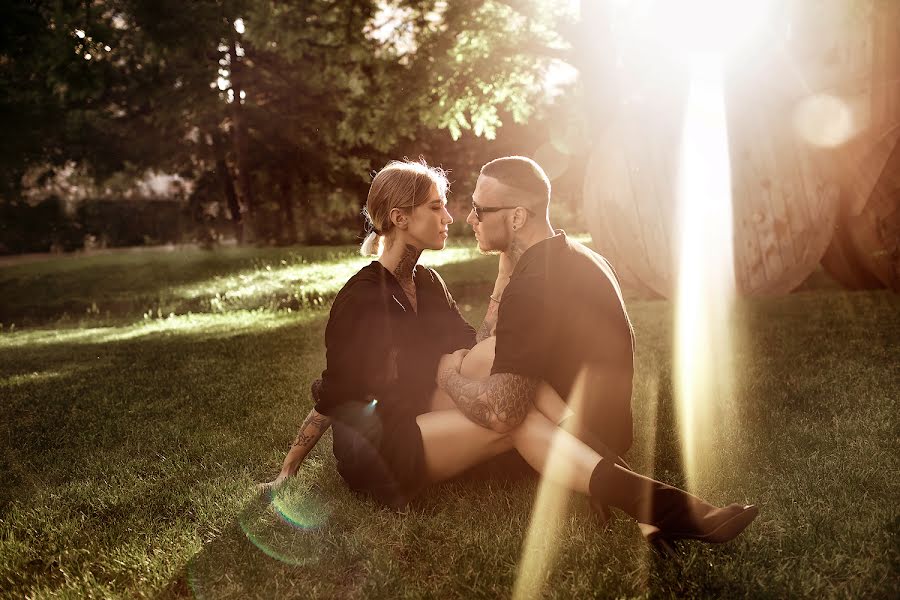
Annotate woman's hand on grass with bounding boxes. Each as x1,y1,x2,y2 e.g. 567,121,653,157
257,472,291,492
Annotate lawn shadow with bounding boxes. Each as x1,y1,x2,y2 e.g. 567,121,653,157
0,311,329,530
647,362,688,487
155,486,372,600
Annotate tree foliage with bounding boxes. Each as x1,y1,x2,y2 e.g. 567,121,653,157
2,0,576,247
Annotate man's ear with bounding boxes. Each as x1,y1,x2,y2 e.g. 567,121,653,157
389,207,408,230
512,206,529,231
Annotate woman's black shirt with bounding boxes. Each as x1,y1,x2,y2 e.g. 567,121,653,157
314,261,475,423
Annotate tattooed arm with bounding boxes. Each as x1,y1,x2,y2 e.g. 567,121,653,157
437,359,537,432
475,294,502,343
475,265,512,342
262,408,331,488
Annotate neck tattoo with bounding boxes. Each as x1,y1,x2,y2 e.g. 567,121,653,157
507,237,525,268
394,244,421,311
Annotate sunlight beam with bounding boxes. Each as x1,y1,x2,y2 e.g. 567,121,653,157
674,53,736,491
512,371,590,600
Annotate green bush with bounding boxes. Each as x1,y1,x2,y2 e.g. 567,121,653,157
0,197,236,254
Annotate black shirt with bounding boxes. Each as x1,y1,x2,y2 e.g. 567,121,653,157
315,261,476,422
492,231,635,454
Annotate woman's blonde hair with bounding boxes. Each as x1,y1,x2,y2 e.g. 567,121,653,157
360,159,449,256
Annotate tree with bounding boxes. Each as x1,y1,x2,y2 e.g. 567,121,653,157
1,0,577,246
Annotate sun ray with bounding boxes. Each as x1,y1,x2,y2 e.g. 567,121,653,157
674,53,737,491
512,370,589,600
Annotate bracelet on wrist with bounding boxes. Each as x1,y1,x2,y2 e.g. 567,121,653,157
489,294,501,303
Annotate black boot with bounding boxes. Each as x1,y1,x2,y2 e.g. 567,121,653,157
558,416,631,527
588,459,759,543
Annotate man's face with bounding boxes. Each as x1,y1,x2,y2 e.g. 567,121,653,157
467,175,513,254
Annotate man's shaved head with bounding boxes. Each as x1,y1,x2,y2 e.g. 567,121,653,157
479,156,551,215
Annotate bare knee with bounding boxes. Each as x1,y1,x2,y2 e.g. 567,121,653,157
508,406,548,445
460,337,496,380
489,428,515,453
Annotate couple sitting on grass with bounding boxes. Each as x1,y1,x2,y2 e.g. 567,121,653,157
264,156,758,553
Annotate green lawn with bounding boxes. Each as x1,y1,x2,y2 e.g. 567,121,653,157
0,246,898,598
0,241,501,328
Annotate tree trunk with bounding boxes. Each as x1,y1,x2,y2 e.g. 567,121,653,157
278,173,298,245
230,38,256,243
214,136,243,244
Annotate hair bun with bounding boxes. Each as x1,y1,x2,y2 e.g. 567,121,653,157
360,230,381,256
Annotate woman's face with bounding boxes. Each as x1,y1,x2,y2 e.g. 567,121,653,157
405,185,453,251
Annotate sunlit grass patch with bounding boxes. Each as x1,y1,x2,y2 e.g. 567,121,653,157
145,244,487,314
174,258,367,312
0,310,315,350
0,369,70,388
0,241,495,327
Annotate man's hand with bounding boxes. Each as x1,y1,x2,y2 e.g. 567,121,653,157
475,252,513,343
436,349,468,387
498,251,516,279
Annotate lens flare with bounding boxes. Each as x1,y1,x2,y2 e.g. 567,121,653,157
534,142,571,181
236,488,331,567
793,94,856,148
673,54,736,491
610,0,775,63
270,489,331,531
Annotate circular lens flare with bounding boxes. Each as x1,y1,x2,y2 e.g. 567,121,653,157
793,94,856,148
271,488,331,530
236,488,331,567
534,143,571,181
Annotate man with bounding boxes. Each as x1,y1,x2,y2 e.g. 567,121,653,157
437,156,635,459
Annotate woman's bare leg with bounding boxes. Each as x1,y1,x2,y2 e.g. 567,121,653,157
428,339,618,493
419,401,599,491
532,387,574,426
421,338,578,482
422,338,599,487
417,409,514,481
429,388,457,411
509,409,600,493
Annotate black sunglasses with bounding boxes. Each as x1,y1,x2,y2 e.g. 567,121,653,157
471,201,531,222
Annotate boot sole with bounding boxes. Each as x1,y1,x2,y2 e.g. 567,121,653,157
686,504,760,543
655,504,760,545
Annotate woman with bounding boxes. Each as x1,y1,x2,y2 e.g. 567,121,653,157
265,159,758,548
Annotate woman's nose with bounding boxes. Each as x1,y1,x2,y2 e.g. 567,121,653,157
443,206,453,224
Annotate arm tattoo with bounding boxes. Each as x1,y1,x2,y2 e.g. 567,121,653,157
290,409,331,453
275,408,331,479
439,370,537,432
476,299,500,343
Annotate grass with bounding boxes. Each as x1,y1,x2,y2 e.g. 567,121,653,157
0,242,498,328
0,244,898,598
